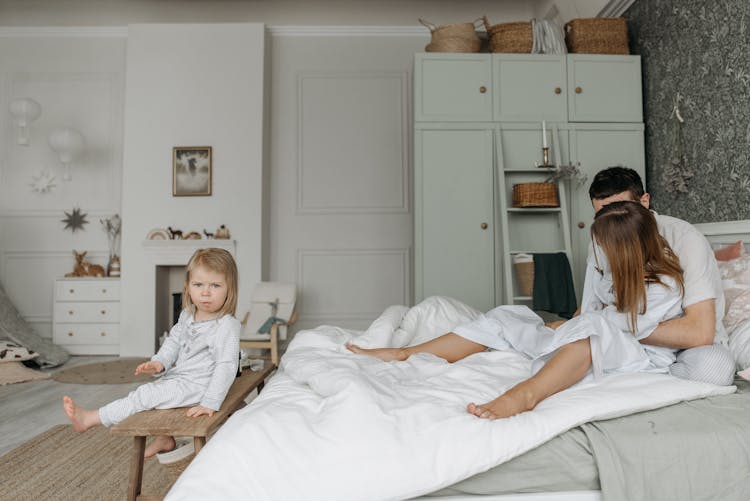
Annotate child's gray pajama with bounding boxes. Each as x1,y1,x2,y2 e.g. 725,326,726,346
99,310,240,427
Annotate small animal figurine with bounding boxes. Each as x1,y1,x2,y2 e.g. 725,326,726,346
203,229,214,239
65,250,105,278
215,224,231,239
167,226,183,240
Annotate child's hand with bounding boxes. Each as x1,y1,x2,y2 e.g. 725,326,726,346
186,405,215,418
134,360,164,375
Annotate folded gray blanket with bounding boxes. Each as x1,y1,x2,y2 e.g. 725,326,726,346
0,282,69,367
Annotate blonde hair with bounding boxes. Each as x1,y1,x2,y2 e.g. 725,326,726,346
591,201,684,333
182,248,238,316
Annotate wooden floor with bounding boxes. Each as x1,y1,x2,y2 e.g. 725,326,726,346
0,356,144,456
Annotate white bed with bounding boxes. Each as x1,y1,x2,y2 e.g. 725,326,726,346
165,220,750,501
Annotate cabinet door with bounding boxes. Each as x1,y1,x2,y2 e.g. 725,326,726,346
568,126,645,296
414,54,492,122
494,55,567,122
568,55,642,122
415,128,495,312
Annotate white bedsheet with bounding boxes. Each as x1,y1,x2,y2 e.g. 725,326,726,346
166,297,735,501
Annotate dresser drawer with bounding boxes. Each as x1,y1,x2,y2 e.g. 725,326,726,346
55,280,120,301
55,302,120,323
54,323,119,345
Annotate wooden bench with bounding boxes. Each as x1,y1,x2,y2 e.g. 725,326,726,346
110,364,275,501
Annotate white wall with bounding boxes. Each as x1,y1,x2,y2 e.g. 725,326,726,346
119,23,265,355
0,34,125,337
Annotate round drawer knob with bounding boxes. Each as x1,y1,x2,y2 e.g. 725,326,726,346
69,289,74,294
102,289,107,293
575,86,583,94
101,310,107,315
479,86,487,94
554,87,561,94
68,310,74,315
101,332,107,337
577,222,586,229
68,332,74,337
480,223,488,230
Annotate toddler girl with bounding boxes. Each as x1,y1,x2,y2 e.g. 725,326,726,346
63,247,241,457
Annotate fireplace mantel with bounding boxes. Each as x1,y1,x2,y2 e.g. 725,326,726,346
142,239,236,263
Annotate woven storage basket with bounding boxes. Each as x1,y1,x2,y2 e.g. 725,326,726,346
426,37,482,53
565,17,629,54
420,18,482,53
512,182,559,208
487,21,533,53
513,255,534,297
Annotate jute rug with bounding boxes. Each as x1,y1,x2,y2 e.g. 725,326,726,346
53,357,152,384
0,425,174,500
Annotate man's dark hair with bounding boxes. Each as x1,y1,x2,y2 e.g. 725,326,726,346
588,166,645,201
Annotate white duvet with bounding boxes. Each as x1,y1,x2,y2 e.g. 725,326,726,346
167,297,735,501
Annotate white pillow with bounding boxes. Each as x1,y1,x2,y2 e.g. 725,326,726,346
718,255,750,333
352,305,410,348
729,319,750,371
393,296,482,347
0,341,38,363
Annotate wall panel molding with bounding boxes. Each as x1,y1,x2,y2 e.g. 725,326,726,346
296,71,408,214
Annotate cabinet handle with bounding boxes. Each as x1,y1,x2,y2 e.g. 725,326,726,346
68,332,74,337
69,289,74,294
554,87,561,94
102,289,107,293
101,332,107,337
480,223,488,230
479,86,487,94
578,222,586,229
575,86,583,94
101,310,107,315
68,310,74,315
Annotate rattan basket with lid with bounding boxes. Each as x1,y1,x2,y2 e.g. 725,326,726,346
512,182,559,208
565,17,629,54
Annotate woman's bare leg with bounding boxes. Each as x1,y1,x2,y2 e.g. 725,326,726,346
347,332,487,363
467,338,592,419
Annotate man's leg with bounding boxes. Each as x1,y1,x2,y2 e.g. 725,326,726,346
468,338,592,419
670,344,735,385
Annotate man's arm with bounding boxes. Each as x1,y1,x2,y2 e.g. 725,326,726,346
639,298,715,349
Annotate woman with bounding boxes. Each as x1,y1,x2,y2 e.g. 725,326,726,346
348,201,685,419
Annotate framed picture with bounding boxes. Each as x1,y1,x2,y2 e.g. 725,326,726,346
173,146,212,196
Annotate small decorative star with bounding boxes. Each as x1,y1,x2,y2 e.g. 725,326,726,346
30,169,57,193
62,207,89,233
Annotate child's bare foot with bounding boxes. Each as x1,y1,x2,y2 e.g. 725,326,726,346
62,395,101,432
144,435,176,458
466,388,536,420
346,344,408,362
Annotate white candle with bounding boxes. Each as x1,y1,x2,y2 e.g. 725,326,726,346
542,120,547,148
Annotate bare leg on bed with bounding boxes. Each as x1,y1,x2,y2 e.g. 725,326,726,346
346,333,487,363
467,338,592,420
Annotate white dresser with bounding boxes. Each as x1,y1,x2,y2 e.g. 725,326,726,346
53,278,120,355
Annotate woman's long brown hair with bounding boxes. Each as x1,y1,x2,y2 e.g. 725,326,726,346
591,201,684,333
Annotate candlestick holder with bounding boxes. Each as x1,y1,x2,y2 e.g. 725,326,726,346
536,147,554,168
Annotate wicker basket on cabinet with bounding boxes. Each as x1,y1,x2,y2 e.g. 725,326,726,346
512,182,559,208
565,17,629,54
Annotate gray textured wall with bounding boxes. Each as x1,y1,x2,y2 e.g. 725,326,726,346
625,0,750,223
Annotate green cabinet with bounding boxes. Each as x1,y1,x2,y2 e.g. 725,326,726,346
414,54,645,310
415,127,496,312
493,55,567,122
414,54,492,122
567,55,643,122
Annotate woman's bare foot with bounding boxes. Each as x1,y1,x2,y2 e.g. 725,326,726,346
144,435,176,458
346,344,408,362
62,395,101,432
466,387,536,420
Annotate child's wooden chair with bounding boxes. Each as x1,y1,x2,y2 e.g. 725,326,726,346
239,282,297,367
